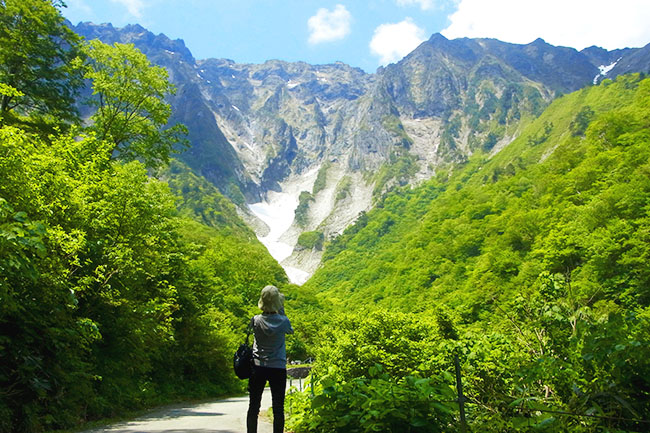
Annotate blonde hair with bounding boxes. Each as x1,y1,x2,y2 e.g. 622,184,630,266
258,285,284,313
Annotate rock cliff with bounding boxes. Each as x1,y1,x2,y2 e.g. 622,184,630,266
72,22,650,283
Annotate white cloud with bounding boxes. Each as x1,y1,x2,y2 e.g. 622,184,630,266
370,18,427,65
396,0,436,11
442,0,650,50
308,4,352,44
110,0,145,18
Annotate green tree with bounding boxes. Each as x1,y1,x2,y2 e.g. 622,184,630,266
570,105,595,137
0,0,84,131
83,40,187,167
0,6,284,429
295,191,314,227
297,231,324,250
0,124,280,430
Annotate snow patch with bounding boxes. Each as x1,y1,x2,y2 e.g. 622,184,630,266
164,50,175,55
599,61,618,75
248,192,298,265
247,167,322,285
316,72,330,83
232,105,240,112
241,140,255,152
284,266,310,285
593,58,621,84
279,164,373,283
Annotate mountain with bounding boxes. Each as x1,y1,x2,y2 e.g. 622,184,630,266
71,22,650,282
304,73,650,315
284,74,650,433
74,22,260,204
608,42,650,78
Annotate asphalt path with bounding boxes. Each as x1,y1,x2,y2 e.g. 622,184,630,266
83,388,274,433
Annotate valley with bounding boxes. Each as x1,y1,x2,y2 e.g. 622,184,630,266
72,22,650,283
2,2,650,431
247,168,320,285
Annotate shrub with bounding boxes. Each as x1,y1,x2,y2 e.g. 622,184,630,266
297,231,324,250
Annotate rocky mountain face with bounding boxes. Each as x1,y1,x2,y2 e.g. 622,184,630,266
74,22,259,203
72,22,650,283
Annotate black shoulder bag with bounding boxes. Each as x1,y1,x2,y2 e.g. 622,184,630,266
233,318,254,379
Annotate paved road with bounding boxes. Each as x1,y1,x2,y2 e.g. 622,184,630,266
84,388,274,433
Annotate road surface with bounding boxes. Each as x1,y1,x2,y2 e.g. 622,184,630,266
83,388,274,433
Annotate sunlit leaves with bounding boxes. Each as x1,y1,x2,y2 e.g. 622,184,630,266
296,74,650,432
0,0,83,130
0,124,279,429
83,40,188,167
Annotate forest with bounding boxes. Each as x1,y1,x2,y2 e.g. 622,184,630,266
284,74,650,432
1,1,649,433
0,1,285,431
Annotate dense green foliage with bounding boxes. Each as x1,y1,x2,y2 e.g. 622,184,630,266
313,162,331,195
290,289,649,431
287,311,459,432
295,191,314,227
289,74,650,432
161,159,254,238
0,4,285,431
288,364,457,433
0,125,285,432
297,231,324,251
83,40,188,167
0,0,83,132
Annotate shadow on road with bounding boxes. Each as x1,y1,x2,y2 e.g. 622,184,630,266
138,408,227,419
97,430,242,433
84,389,273,433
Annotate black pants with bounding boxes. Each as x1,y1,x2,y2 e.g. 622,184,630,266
247,365,287,433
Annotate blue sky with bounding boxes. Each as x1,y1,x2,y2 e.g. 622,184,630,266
63,0,650,73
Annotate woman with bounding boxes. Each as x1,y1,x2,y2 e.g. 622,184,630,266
247,285,294,433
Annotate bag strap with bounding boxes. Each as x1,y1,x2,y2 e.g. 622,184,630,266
245,316,254,345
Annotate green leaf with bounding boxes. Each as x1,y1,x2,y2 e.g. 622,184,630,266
532,416,556,429
512,416,532,429
311,394,329,409
410,417,428,427
13,211,28,222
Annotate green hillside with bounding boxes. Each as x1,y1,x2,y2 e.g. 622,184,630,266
160,159,256,238
0,2,285,431
3,2,650,432
307,74,650,316
287,74,650,432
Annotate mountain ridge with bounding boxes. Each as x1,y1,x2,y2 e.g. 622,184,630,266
305,73,650,312
71,21,650,283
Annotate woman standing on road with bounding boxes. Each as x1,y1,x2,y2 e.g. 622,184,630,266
247,285,294,433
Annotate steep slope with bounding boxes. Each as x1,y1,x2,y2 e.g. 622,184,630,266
305,74,650,317
74,23,260,203
608,42,650,78
71,22,650,283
